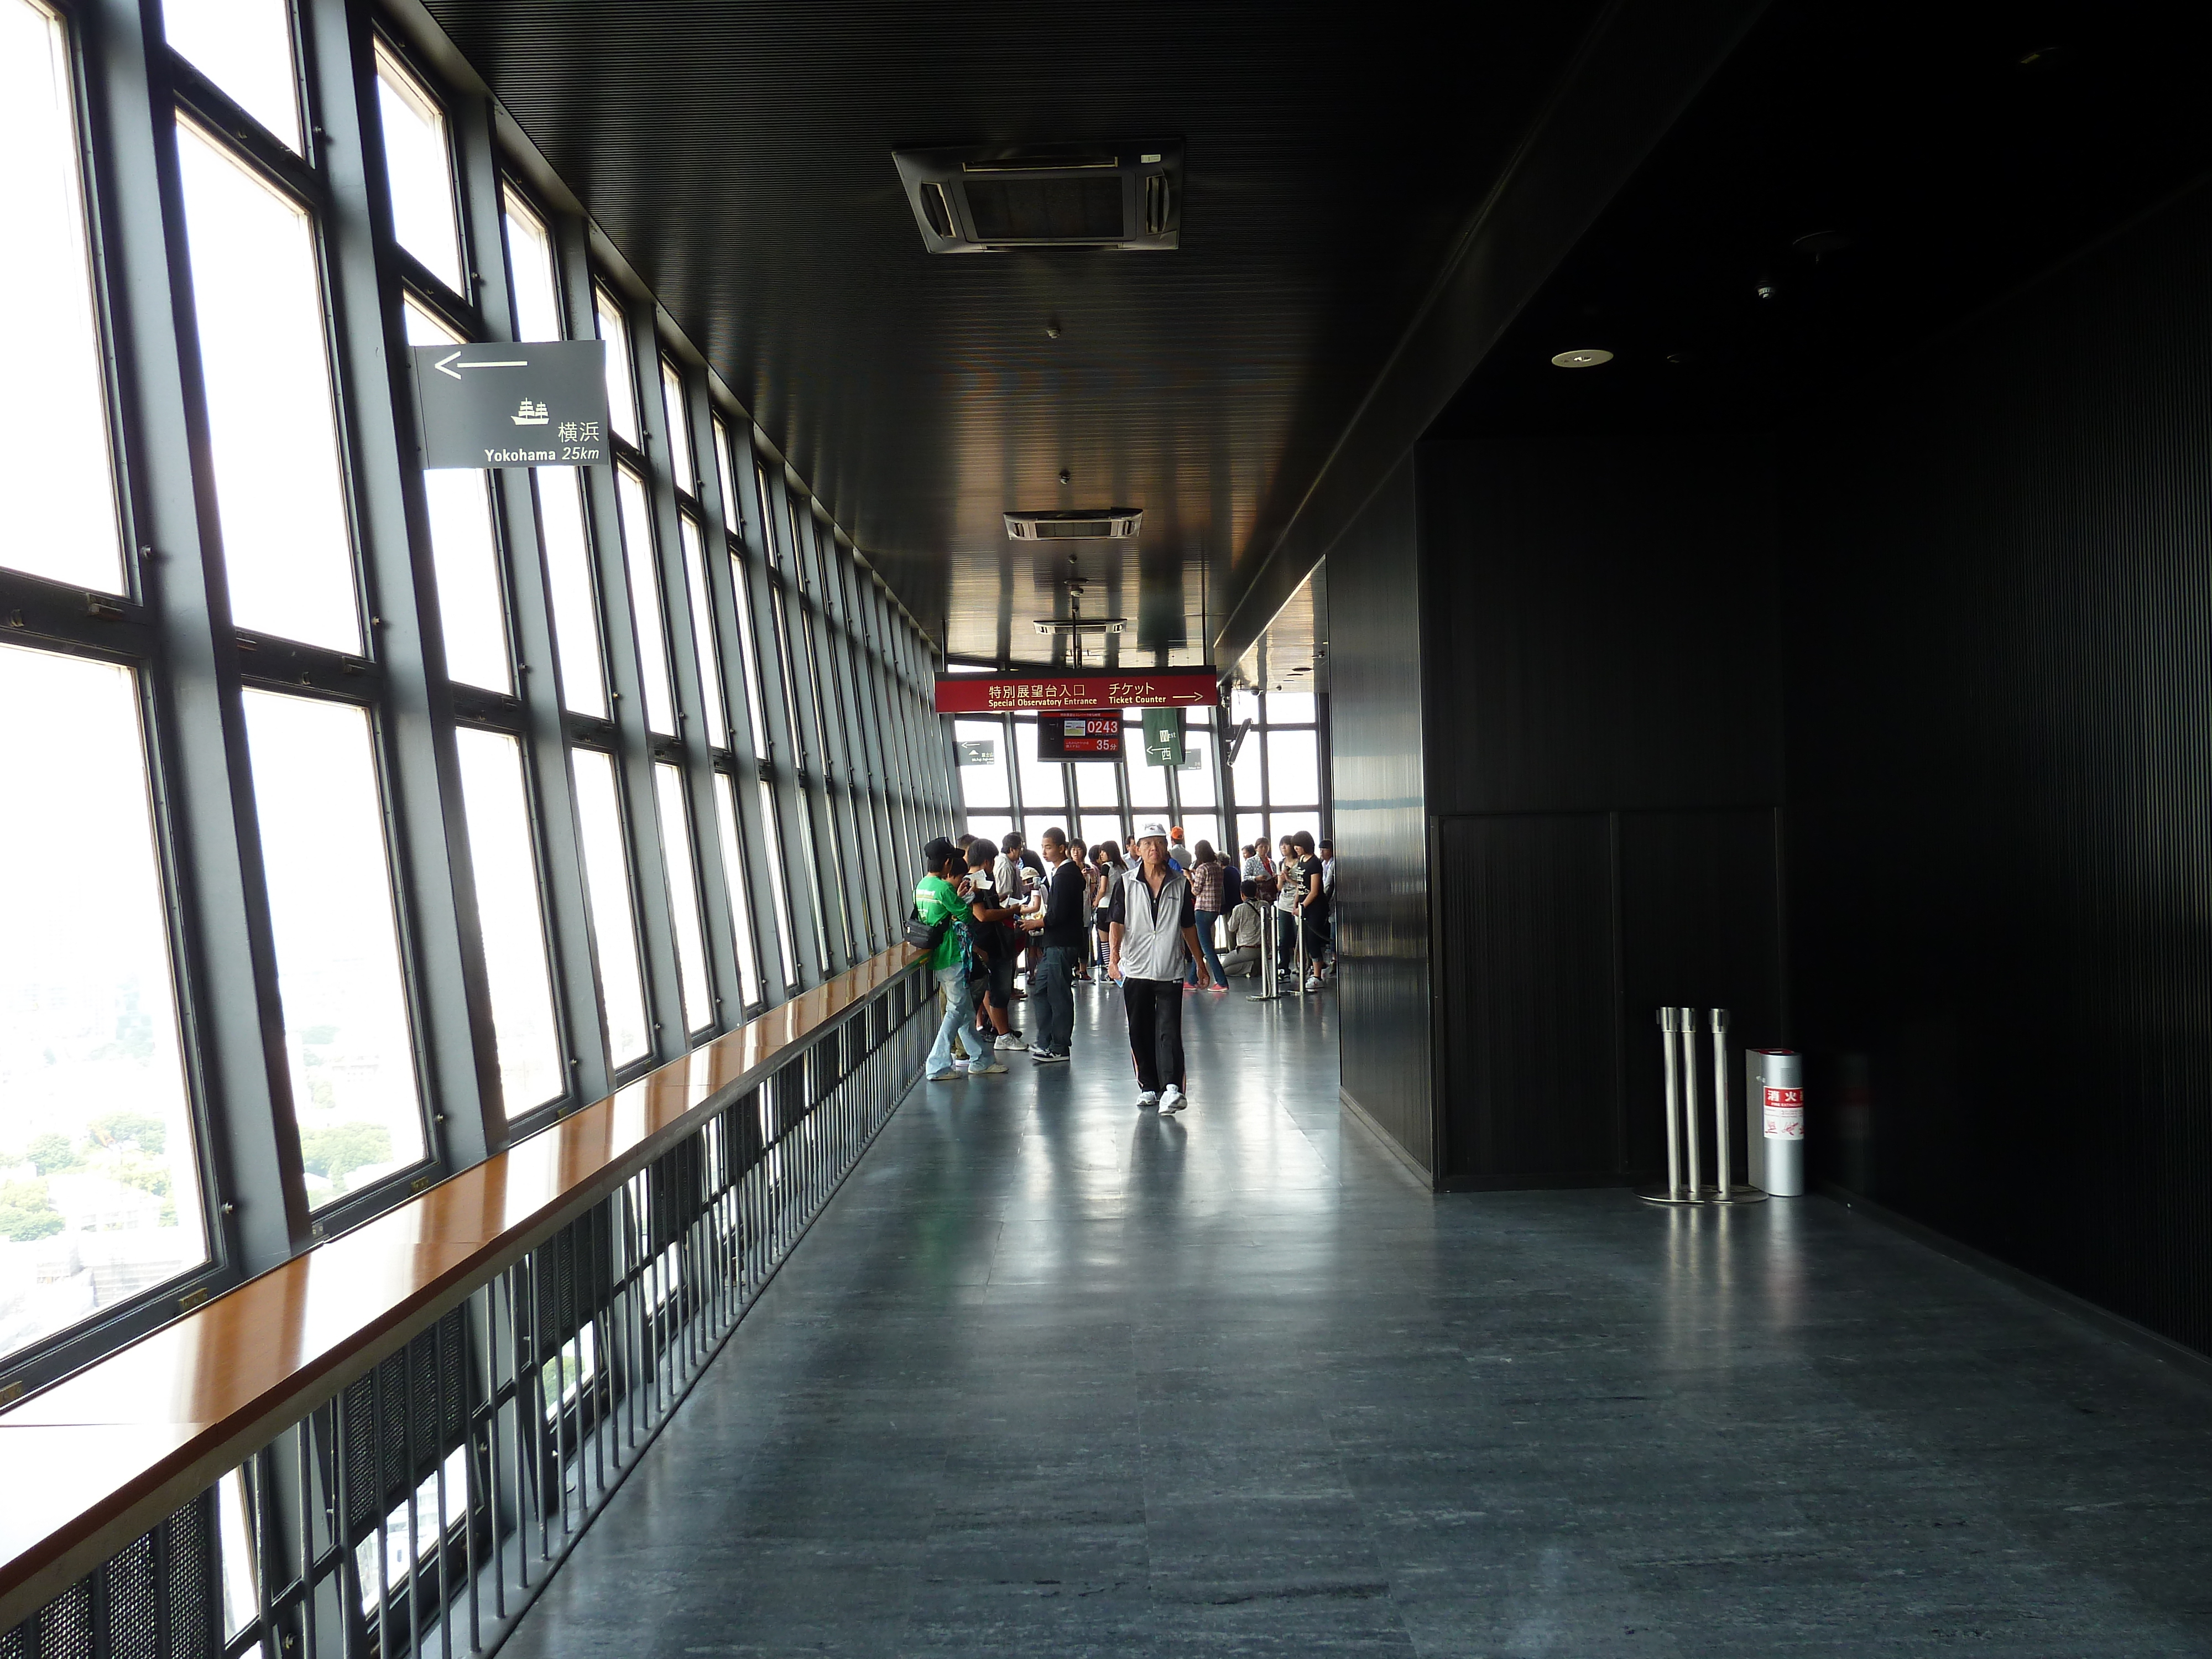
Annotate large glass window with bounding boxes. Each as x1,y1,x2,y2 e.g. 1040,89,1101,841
1074,754,1119,813
680,519,727,748
1229,721,1265,814
571,749,649,1066
728,551,769,757
404,302,510,692
243,692,426,1208
503,188,564,343
163,0,300,152
713,775,761,1010
757,780,799,990
453,729,562,1116
655,765,712,1035
4,0,124,594
178,119,359,651
1180,727,1219,809
373,43,462,291
615,467,675,733
536,467,606,717
594,286,639,446
954,718,1009,810
712,420,742,534
659,360,695,497
1267,729,1321,807
1014,718,1065,813
0,644,207,1364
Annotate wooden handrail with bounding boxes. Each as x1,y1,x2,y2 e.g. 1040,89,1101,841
0,943,925,1632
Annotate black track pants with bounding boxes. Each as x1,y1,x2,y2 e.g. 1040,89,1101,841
1121,976,1186,1094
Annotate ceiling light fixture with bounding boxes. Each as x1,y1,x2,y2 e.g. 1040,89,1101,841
1550,348,1614,368
1034,618,1125,635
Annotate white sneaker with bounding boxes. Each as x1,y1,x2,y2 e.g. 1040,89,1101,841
996,1032,1027,1050
1159,1084,1186,1115
1305,977,1322,993
927,1068,962,1083
969,1057,1007,1075
1138,1090,1159,1110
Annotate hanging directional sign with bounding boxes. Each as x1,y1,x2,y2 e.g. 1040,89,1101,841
1141,707,1186,768
933,669,1219,714
409,340,612,468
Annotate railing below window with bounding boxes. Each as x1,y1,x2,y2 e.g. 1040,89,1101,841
0,946,931,1659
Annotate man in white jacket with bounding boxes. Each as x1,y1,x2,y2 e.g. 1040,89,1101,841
1107,822,1212,1113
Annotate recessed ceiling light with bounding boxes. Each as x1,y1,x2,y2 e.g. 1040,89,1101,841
1551,348,1613,368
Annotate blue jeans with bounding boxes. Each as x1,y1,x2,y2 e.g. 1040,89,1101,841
927,964,974,1075
1186,911,1225,985
1037,945,1079,1053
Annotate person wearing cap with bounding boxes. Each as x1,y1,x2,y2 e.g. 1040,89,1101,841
1107,820,1212,1113
1167,826,1191,869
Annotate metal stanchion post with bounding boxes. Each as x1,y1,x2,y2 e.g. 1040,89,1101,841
1680,1006,1703,1198
1642,1005,1710,1207
1712,1008,1731,1198
1708,1013,1778,1212
1248,900,1280,1002
1709,1008,1768,1206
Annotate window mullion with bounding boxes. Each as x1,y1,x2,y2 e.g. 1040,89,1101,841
298,0,494,1180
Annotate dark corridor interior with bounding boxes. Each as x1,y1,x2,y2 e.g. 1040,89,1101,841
1319,0,2212,1357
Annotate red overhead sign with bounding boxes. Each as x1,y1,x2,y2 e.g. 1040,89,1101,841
934,670,1220,714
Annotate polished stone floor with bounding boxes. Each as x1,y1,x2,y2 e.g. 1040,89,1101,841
502,982,2212,1657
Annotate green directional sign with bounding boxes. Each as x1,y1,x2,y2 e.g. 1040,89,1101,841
1141,707,1185,768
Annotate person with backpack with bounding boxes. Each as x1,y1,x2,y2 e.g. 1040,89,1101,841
914,838,1000,1081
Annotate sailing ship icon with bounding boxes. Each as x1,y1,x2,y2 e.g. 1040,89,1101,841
512,399,551,426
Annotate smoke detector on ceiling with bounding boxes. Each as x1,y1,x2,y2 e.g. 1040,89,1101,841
894,143,1182,253
1005,509,1143,541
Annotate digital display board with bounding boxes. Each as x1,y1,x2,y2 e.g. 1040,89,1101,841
1036,711,1124,761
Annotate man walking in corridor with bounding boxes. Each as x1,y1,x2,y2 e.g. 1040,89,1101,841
1107,821,1211,1113
1025,826,1085,1063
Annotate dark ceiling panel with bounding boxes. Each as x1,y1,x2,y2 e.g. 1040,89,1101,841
417,0,1605,660
1429,0,2212,441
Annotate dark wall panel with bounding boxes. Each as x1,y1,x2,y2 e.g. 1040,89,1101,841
1785,182,2212,1354
1418,438,1781,815
1435,814,1619,1183
1326,460,1433,1171
1415,439,1784,1185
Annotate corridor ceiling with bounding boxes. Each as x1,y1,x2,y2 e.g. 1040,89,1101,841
414,0,1610,664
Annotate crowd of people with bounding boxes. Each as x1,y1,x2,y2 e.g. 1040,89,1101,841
909,822,1337,1113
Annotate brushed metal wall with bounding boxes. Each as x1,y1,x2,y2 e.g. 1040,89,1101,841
1324,460,1434,1171
1785,181,2212,1354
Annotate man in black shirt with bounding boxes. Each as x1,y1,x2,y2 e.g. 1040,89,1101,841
1024,826,1087,1062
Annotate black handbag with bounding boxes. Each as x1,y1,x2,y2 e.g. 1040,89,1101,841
903,906,945,951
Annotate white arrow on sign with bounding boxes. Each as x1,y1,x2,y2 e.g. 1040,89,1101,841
434,350,530,381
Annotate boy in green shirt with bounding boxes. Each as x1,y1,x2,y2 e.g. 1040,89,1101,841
916,837,1004,1078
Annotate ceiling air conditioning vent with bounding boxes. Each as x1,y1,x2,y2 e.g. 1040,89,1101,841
1004,509,1144,541
894,142,1182,253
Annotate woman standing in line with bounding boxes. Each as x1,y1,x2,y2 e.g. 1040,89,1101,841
1183,840,1229,992
1091,840,1126,980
